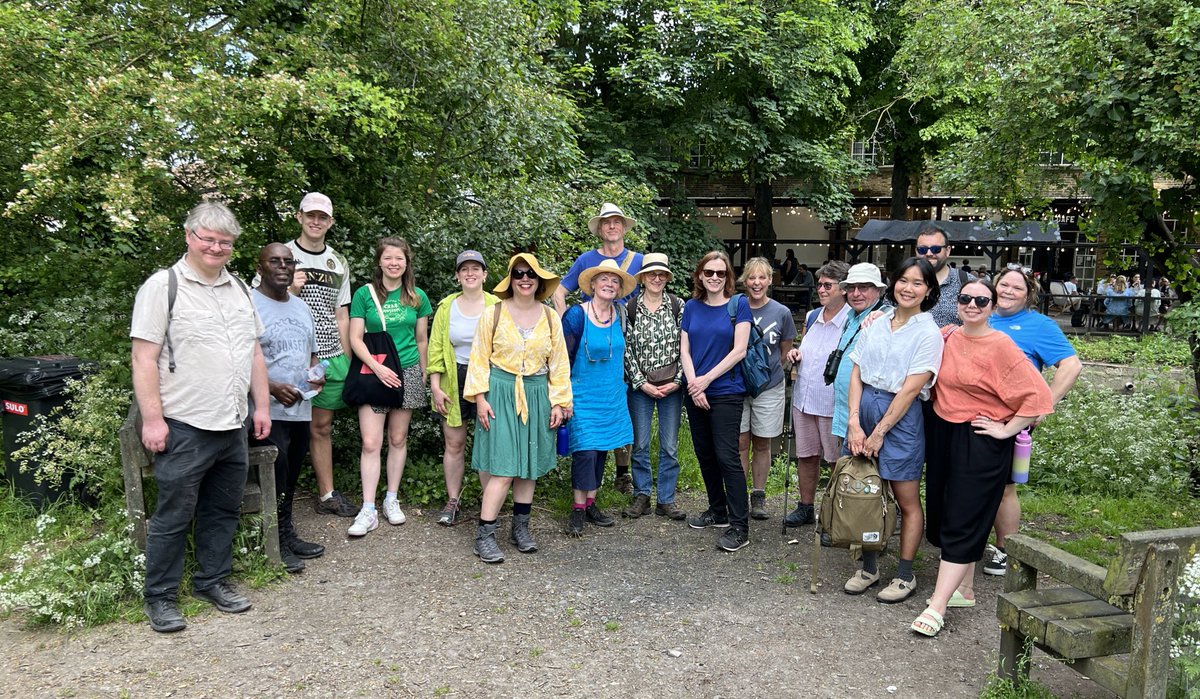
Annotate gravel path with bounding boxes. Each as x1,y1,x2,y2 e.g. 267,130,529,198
2,493,1115,698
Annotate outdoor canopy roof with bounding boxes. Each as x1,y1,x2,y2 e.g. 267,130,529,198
854,219,1061,243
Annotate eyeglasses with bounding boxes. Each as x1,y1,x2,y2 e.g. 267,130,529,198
701,269,727,279
644,271,669,280
189,230,234,251
265,257,298,268
956,294,993,308
817,282,836,290
583,326,613,362
916,245,945,255
511,268,538,280
844,283,876,293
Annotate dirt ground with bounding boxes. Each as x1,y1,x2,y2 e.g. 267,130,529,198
1,492,1116,699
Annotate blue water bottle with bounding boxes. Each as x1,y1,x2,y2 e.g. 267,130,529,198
556,423,570,456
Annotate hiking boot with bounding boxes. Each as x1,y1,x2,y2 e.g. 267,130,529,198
436,499,460,527
876,577,918,604
983,544,1008,576
686,510,730,529
474,522,504,564
280,544,306,574
144,598,186,633
749,490,769,520
314,490,358,517
717,527,750,552
614,473,633,495
585,503,615,527
509,513,538,553
819,529,832,547
566,509,585,538
623,494,652,519
284,537,324,559
844,569,880,595
382,498,406,525
783,503,815,528
193,581,251,613
347,507,378,537
655,502,687,521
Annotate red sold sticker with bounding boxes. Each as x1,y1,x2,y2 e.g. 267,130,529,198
3,400,28,416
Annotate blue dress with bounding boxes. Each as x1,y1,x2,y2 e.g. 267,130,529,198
565,307,633,452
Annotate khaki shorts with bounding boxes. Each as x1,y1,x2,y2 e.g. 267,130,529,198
740,380,786,438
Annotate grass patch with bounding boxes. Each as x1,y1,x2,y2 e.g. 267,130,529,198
1021,492,1200,565
1069,333,1190,367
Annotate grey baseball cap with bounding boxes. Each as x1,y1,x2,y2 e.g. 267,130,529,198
455,250,486,270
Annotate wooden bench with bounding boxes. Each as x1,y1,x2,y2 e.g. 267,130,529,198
118,403,281,566
997,528,1200,698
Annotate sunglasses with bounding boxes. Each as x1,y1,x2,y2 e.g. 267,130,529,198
701,269,727,279
916,245,945,255
510,268,538,280
816,281,836,290
957,294,993,308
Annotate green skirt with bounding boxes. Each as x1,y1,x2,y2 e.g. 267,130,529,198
472,368,558,480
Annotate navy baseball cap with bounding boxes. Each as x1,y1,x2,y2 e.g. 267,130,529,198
455,250,486,270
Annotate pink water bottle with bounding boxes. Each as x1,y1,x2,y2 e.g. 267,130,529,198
1011,428,1032,484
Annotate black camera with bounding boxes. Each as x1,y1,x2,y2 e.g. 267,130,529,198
822,349,843,385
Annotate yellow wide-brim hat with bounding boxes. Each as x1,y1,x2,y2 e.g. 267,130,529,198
493,252,560,302
577,258,638,299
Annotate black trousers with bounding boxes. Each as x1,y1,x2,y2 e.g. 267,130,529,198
685,393,748,531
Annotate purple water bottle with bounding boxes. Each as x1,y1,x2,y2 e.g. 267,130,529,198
1011,428,1032,484
556,423,570,456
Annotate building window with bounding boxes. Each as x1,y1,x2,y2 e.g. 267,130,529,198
1038,151,1071,167
689,139,714,169
851,140,890,167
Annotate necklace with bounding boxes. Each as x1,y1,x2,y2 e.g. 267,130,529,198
588,302,614,326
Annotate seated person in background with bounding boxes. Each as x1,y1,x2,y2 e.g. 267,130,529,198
1102,275,1134,328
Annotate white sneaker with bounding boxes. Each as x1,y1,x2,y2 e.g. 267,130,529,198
347,508,379,537
382,499,406,526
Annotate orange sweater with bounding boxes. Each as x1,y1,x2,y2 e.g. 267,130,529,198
933,330,1054,424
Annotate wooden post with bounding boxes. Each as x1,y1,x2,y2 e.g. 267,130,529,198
1125,543,1179,699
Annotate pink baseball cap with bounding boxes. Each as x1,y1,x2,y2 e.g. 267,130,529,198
299,192,333,217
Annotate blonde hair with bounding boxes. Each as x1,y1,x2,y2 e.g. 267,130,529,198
1113,275,1128,293
738,257,774,285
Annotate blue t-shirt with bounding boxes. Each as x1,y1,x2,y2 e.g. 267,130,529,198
561,249,643,304
252,289,318,422
681,296,752,396
832,301,889,439
989,308,1076,371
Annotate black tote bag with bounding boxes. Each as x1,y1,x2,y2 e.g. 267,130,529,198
342,285,405,408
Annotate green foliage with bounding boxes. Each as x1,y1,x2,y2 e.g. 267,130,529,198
1031,387,1198,499
1021,493,1200,564
1069,334,1191,368
1174,553,1200,699
977,670,1057,699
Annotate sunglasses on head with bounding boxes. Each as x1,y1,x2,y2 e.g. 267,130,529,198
701,268,727,279
511,268,538,280
957,294,992,308
916,245,945,255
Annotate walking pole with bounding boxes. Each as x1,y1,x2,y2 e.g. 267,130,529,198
781,369,795,538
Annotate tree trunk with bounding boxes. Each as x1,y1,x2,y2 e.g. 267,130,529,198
753,178,776,241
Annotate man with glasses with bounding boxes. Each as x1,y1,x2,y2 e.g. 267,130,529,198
131,201,271,632
553,203,644,494
251,243,327,574
286,193,359,518
915,226,973,327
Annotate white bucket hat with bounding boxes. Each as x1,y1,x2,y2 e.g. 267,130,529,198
841,262,887,289
588,203,636,235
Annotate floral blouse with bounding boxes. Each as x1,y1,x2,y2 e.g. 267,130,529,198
463,303,572,423
623,293,683,390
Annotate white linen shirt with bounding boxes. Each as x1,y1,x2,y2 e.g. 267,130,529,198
792,304,850,417
848,309,943,400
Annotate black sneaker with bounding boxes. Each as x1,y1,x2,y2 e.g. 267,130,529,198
717,527,750,552
983,544,1008,576
193,581,251,614
686,510,730,529
314,490,358,517
783,503,816,528
566,508,585,538
280,544,306,574
144,598,186,633
284,537,325,559
585,503,615,527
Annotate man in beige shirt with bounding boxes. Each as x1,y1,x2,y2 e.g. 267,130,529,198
130,201,271,633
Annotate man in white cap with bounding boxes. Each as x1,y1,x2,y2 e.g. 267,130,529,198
553,203,644,493
288,192,358,517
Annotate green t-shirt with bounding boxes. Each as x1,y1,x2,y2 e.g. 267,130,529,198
350,285,433,368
